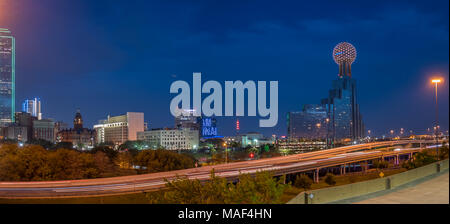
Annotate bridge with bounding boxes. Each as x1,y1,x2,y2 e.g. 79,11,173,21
0,140,439,198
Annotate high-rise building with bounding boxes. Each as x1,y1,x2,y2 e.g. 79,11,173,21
94,112,145,145
0,112,35,142
287,104,328,139
22,98,42,120
322,42,365,142
137,128,199,150
288,42,364,143
174,108,219,139
0,28,15,127
174,109,202,131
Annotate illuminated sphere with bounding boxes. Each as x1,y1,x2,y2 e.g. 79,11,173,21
332,42,357,65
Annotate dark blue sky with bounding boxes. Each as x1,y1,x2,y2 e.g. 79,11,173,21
1,0,448,137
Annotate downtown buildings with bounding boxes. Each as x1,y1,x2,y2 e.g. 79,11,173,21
94,112,145,146
288,42,365,144
137,128,199,150
22,98,42,120
0,28,15,127
56,110,96,149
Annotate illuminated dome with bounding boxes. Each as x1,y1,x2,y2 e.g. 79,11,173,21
333,42,357,65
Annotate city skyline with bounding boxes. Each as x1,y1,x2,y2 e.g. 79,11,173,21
0,0,448,137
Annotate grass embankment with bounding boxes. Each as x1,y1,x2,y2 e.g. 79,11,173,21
279,168,407,203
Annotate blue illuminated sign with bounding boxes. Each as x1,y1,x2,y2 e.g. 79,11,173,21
202,117,218,137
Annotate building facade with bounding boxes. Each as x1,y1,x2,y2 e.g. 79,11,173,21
239,132,275,147
33,119,56,142
175,109,202,131
56,110,96,149
94,112,145,145
287,104,328,140
0,28,15,127
137,128,199,150
22,98,42,120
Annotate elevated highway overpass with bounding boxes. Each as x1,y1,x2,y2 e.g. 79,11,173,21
0,140,440,198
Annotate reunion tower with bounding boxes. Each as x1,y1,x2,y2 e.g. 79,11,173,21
333,42,357,77
326,42,364,142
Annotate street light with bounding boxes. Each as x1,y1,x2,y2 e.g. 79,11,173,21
431,78,442,159
223,142,228,164
325,118,330,148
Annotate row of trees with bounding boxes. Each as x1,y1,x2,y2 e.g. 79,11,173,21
0,144,117,181
147,170,288,204
0,143,196,181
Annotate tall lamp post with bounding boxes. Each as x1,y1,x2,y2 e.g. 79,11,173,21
431,79,441,159
325,118,330,148
223,142,228,164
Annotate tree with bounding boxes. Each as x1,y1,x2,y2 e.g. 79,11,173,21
27,139,54,149
0,144,51,181
324,173,336,186
134,149,195,173
402,150,437,170
94,151,118,177
372,160,389,169
91,145,118,161
293,174,313,191
52,142,73,150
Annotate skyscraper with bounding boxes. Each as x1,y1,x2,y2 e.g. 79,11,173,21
288,42,364,143
0,28,15,127
322,42,364,142
22,98,42,120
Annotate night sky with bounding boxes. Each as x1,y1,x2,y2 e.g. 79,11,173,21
0,0,448,137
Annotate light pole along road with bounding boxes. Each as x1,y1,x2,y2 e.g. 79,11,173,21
0,140,439,198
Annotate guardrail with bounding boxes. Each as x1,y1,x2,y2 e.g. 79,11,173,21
287,159,449,204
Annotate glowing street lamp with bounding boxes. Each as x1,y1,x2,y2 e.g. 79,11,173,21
431,78,442,158
223,142,228,164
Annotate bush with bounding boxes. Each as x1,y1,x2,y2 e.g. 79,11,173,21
293,174,313,190
372,160,389,169
324,173,336,186
402,151,437,170
439,145,449,160
146,170,288,204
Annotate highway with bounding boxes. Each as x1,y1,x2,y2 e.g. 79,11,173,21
0,140,437,198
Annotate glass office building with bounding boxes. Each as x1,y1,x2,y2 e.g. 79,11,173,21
0,28,14,127
287,104,328,139
322,76,364,142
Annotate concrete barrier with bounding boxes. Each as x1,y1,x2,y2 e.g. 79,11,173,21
287,159,449,204
440,159,449,171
